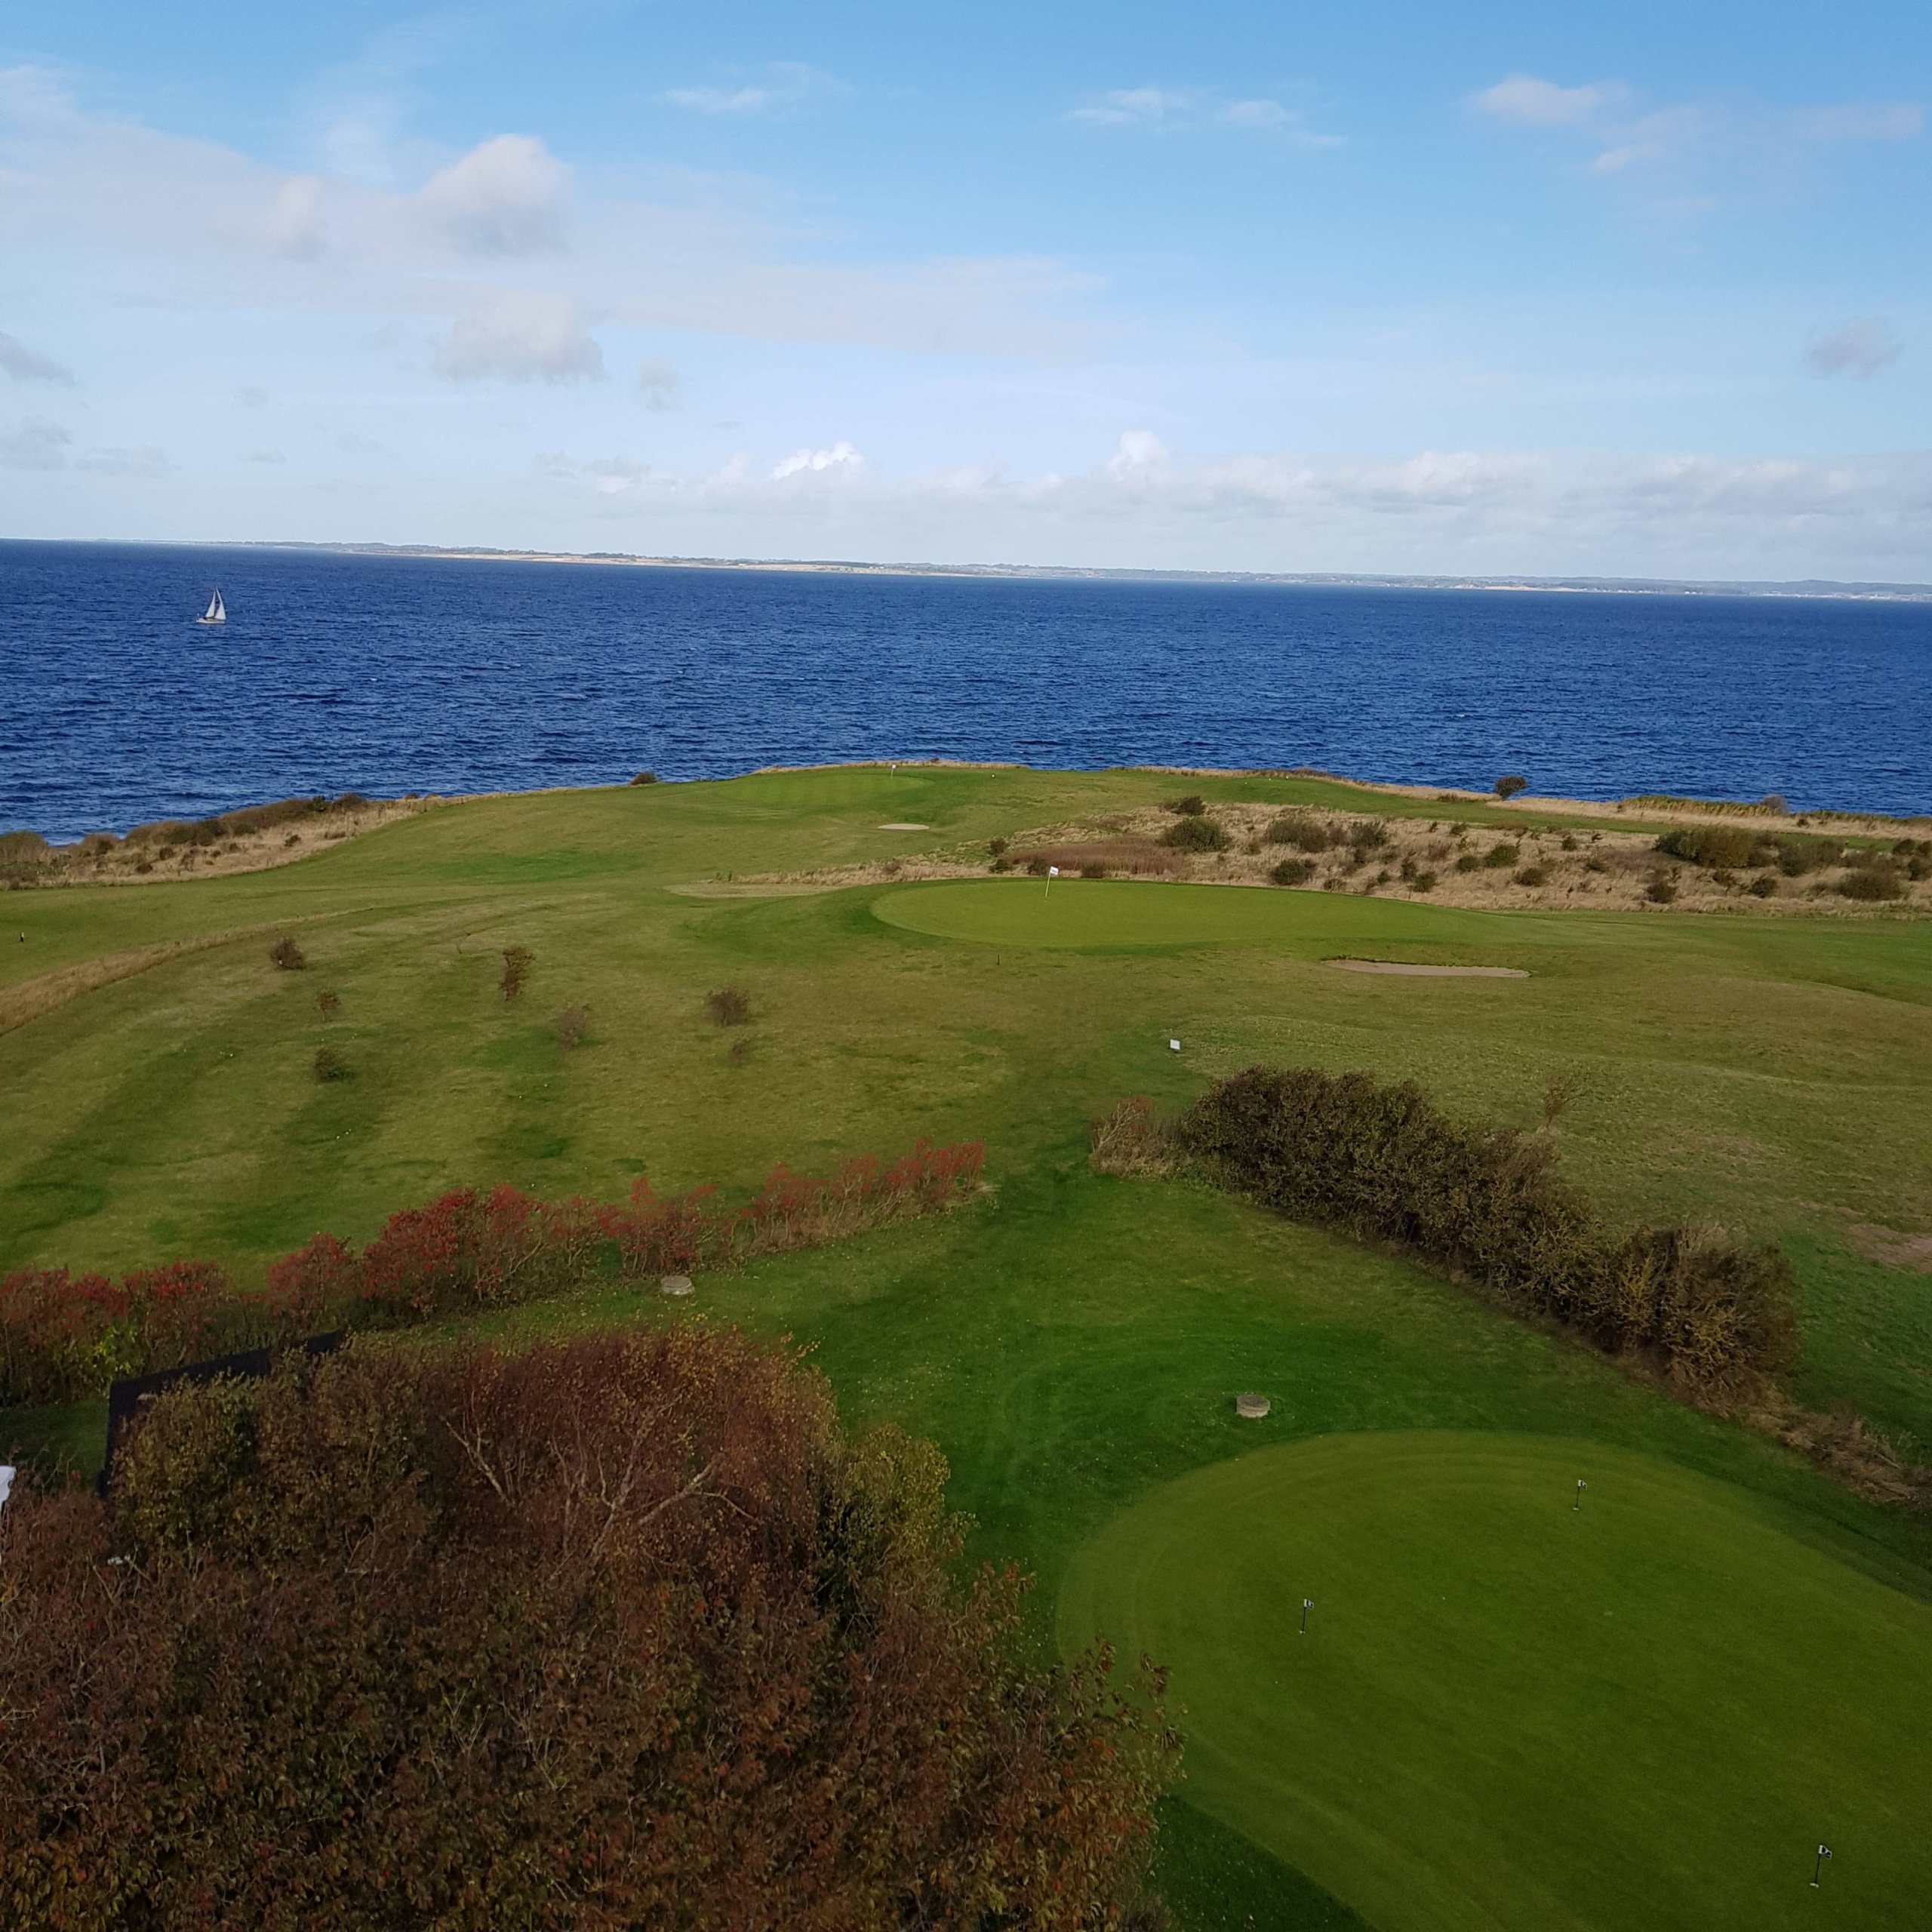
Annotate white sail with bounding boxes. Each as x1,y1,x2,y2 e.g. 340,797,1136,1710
198,588,226,624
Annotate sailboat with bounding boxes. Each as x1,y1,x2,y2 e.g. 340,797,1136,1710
196,588,226,626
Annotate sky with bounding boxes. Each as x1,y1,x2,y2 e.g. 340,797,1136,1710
2,0,1929,578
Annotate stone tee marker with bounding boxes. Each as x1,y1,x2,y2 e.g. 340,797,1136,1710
1235,1392,1271,1419
660,1275,694,1298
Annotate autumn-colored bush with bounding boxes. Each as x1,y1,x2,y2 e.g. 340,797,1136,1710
0,1332,1174,1929
1,1142,985,1400
1494,774,1528,799
269,935,306,971
1168,1066,1795,1398
312,1045,349,1081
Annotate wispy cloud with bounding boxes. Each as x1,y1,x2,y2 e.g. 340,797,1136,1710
1069,87,1341,145
662,63,848,116
1470,71,1922,205
635,357,681,409
0,330,73,383
0,414,70,468
415,134,568,256
771,439,863,481
1806,318,1903,378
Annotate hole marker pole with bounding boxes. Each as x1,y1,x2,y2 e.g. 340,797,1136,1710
1300,1597,1312,1635
1574,1478,1586,1513
1811,1845,1832,1888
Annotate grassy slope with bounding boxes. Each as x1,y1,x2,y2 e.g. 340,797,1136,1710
5,765,1932,1928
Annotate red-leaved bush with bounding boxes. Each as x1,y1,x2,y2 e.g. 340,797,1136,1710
0,1140,985,1403
0,1330,1173,1929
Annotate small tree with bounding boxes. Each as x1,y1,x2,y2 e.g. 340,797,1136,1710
706,986,751,1026
269,936,306,971
500,945,534,1001
553,1005,589,1047
1494,775,1529,801
312,1046,349,1081
315,989,341,1017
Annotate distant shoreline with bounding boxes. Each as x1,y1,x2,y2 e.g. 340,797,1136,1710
37,536,1932,604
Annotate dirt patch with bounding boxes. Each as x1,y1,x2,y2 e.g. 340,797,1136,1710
1328,959,1528,979
1848,1223,1932,1273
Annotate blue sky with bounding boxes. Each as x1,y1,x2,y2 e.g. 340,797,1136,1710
2,0,1927,576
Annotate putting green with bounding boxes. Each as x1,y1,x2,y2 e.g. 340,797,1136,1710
1059,1432,1932,1932
872,877,1557,958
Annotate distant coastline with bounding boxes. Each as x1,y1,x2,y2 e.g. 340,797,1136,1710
165,539,1932,603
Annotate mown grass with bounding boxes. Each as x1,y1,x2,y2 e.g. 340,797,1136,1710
5,764,1931,1930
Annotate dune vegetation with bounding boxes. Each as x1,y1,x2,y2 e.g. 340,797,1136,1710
4,762,1931,1929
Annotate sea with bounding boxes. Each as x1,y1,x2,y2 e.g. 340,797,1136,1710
3,539,1928,840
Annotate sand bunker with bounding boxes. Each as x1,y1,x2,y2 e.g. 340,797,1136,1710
1327,959,1529,979
878,821,931,830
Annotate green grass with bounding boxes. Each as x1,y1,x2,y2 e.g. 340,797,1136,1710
5,764,1932,1930
1060,1432,1932,1932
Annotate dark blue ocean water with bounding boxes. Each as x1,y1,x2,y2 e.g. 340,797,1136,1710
3,540,1927,839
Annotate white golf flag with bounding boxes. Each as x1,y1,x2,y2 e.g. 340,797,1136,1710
1169,1039,1181,1051
1048,866,1060,877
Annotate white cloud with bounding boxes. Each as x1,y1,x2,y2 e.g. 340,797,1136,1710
235,386,268,408
433,291,605,383
0,414,70,468
771,439,863,480
1472,75,1626,128
1071,87,1341,144
0,331,72,382
1472,71,1924,210
243,448,286,463
414,134,568,257
1806,318,1903,378
1070,88,1195,126
1106,429,1168,478
635,357,681,409
266,175,325,257
1789,103,1922,143
663,63,847,116
333,432,389,453
0,67,1086,362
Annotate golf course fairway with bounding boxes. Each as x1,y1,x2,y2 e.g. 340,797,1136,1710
1058,1432,1932,1932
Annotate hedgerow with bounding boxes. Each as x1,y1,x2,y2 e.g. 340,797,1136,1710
0,1140,984,1404
0,1330,1174,1928
1103,1069,1796,1401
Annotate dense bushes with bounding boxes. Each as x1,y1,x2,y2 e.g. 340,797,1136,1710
1158,814,1231,853
0,1140,984,1404
1171,1067,1796,1400
0,1331,1172,1928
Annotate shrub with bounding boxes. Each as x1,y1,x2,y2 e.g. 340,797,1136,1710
312,1046,349,1081
1081,863,1107,878
1410,869,1438,892
628,770,658,784
988,836,1010,857
1655,825,1758,870
269,935,306,971
552,1004,590,1047
1269,857,1313,886
500,943,534,1001
1454,853,1481,873
1174,1066,1795,1397
1748,876,1779,899
1494,775,1529,800
1165,794,1206,816
1090,1097,1174,1176
706,986,751,1025
1646,874,1678,904
1026,855,1051,875
0,1334,1174,1926
1513,866,1549,888
1838,862,1905,902
1481,843,1519,869
315,988,340,1017
1160,814,1231,853
1265,814,1334,851
1777,835,1841,877
1561,835,1579,851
